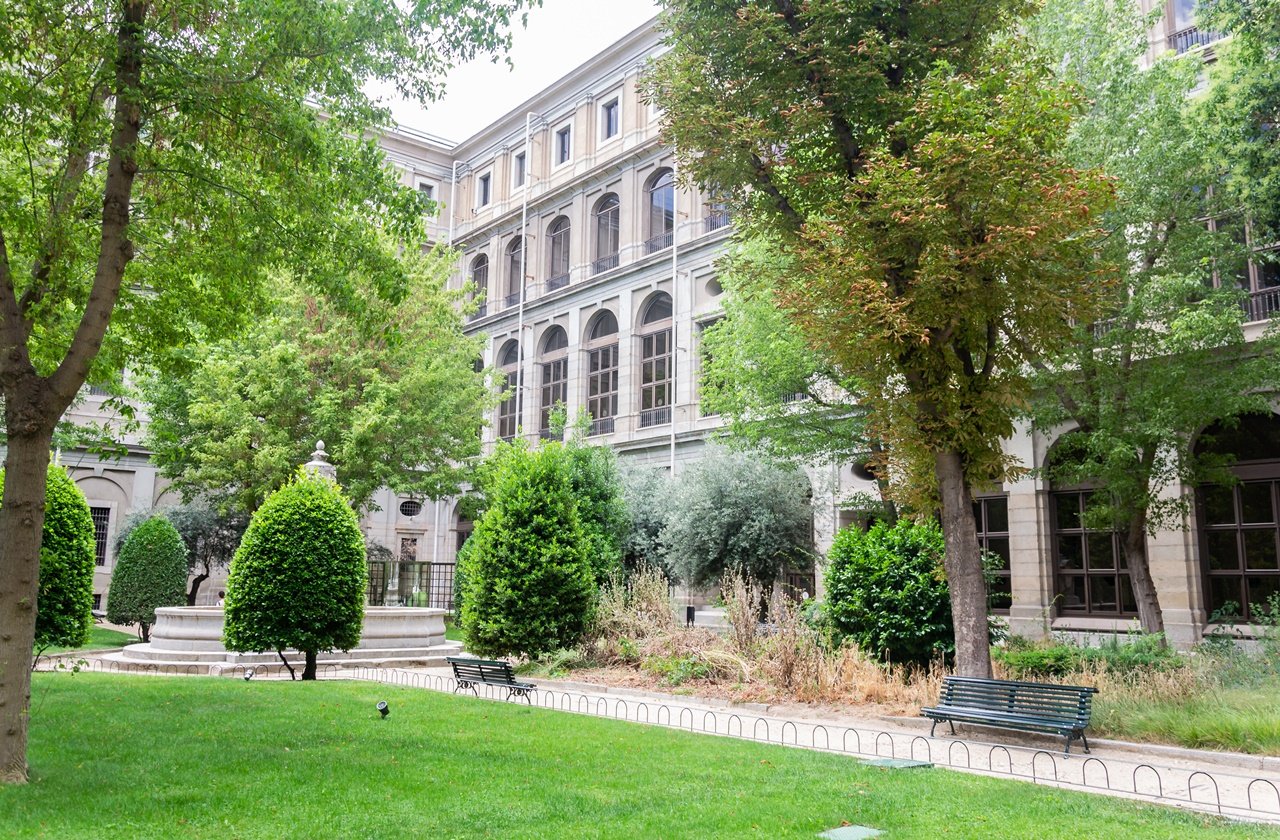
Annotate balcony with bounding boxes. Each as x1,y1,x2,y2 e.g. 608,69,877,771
781,392,809,405
547,273,570,292
639,406,671,428
502,291,521,310
538,428,561,442
592,253,620,275
645,231,673,255
705,211,731,232
467,302,488,323
1168,25,1219,54
588,416,615,436
1244,288,1280,322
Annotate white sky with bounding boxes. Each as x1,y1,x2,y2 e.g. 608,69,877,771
381,0,661,144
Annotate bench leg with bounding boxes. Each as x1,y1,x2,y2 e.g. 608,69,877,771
948,720,956,736
1063,734,1072,758
1080,732,1090,754
930,720,937,738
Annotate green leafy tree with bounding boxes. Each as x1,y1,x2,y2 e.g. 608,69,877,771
646,2,1113,677
562,434,628,583
106,516,188,642
618,463,671,574
662,445,813,589
459,444,595,658
1026,0,1280,634
0,465,95,653
223,472,366,681
0,0,533,780
116,503,248,606
825,520,952,666
142,253,492,514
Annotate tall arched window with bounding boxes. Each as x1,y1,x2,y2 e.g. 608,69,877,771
504,237,525,309
638,293,673,429
646,169,675,254
584,310,619,435
592,194,620,275
468,255,489,321
547,216,571,291
539,326,569,438
496,340,521,440
1197,413,1280,622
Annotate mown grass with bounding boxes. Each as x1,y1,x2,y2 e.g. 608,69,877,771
37,625,137,655
1,674,1276,839
444,618,464,643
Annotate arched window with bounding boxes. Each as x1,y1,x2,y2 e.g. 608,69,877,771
638,293,673,429
539,326,570,438
1196,413,1280,623
504,238,525,309
584,311,619,436
468,255,489,321
646,169,675,254
592,194,620,275
547,216,571,291
496,340,521,440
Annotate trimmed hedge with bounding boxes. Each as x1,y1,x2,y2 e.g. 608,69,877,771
223,472,365,679
106,515,189,640
0,465,96,650
824,519,954,666
460,444,595,658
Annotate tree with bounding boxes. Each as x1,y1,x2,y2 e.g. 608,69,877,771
459,443,595,658
0,465,95,653
618,463,671,574
1025,0,1280,634
648,3,1113,677
142,253,492,515
0,0,530,779
662,445,813,589
116,503,248,606
223,472,366,680
106,515,188,642
562,433,628,583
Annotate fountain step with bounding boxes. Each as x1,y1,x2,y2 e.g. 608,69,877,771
101,642,463,672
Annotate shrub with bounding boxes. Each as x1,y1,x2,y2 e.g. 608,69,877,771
459,444,596,658
223,472,365,679
116,503,248,605
0,465,97,650
106,515,189,641
564,442,628,582
824,519,953,666
993,633,1184,680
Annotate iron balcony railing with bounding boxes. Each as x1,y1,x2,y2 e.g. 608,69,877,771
639,406,671,428
592,253,620,275
705,211,731,232
645,231,673,255
588,416,615,436
502,292,521,309
1244,288,1280,322
1168,25,1219,54
467,302,488,322
538,428,561,441
547,272,570,291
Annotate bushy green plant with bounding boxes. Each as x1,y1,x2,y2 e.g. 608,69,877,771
115,503,249,605
459,444,596,658
643,654,711,686
994,633,1184,680
1,465,96,651
563,441,628,582
824,519,952,666
106,515,188,642
223,472,365,680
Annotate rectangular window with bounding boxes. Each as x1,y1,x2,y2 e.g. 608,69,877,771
602,99,620,140
974,496,1012,613
90,506,110,567
92,593,101,612
417,181,435,200
556,126,572,165
540,359,568,433
639,329,672,428
1052,491,1135,617
513,152,526,188
478,173,491,207
497,370,521,440
1200,481,1280,622
587,344,618,435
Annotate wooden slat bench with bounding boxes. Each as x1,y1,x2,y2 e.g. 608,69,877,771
446,656,536,703
921,676,1098,756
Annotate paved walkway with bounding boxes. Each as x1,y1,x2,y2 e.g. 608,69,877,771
345,664,1280,826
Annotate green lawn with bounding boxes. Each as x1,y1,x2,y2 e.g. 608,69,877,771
2,675,1274,839
37,625,137,655
444,618,464,643
1096,682,1280,756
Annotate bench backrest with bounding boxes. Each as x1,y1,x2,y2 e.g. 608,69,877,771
940,676,1097,724
447,656,518,686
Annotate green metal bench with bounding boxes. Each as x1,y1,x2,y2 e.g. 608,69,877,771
446,656,536,703
922,675,1098,756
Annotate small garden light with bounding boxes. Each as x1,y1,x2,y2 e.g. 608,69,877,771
376,701,389,719
244,668,255,681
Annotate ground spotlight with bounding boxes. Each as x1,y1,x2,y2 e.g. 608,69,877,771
244,668,255,681
376,701,389,719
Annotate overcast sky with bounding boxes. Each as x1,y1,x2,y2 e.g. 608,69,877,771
380,0,661,144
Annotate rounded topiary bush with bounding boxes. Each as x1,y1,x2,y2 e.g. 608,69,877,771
460,444,596,658
824,519,953,666
223,472,365,679
0,465,97,650
106,514,189,641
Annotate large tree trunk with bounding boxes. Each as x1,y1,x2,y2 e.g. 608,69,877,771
0,428,55,784
302,650,318,681
934,450,992,678
187,572,209,606
1122,510,1164,635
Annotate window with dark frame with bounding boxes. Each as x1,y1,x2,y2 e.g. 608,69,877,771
539,327,569,435
496,341,521,440
513,151,526,188
585,311,619,436
556,125,572,165
593,194,620,274
1199,482,1280,622
646,169,675,254
1051,490,1136,617
478,172,491,206
602,98,620,140
638,294,673,429
547,216,571,289
92,593,101,612
90,506,110,567
974,496,1011,612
